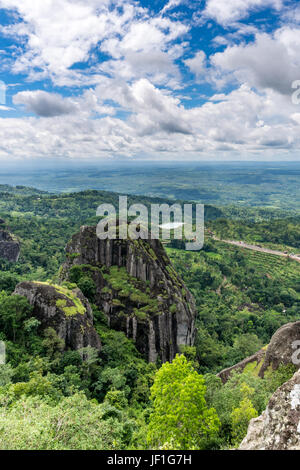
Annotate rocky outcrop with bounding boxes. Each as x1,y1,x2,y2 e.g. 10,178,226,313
218,321,300,383
61,225,196,363
217,348,266,384
14,281,101,353
239,369,300,450
0,227,20,262
258,322,300,378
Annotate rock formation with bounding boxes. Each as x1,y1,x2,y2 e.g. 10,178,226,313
14,281,101,353
60,225,196,362
218,321,300,383
217,348,266,384
0,225,20,262
239,369,300,450
258,321,300,378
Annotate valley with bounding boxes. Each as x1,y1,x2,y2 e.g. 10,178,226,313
0,183,298,450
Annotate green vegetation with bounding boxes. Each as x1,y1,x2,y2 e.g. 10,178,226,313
0,184,298,449
147,355,220,450
204,364,296,448
0,393,133,450
2,162,299,213
208,217,300,251
102,266,160,316
33,282,86,316
167,238,300,374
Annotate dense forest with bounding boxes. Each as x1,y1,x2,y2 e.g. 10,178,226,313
0,185,299,449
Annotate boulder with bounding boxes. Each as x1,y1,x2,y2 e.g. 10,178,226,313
14,281,101,353
239,369,300,450
218,321,300,383
258,321,300,378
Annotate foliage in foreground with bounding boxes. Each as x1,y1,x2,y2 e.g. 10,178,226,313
0,393,133,450
0,186,298,449
147,355,220,450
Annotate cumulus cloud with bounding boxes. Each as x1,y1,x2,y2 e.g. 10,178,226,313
99,16,188,86
13,90,78,117
282,4,300,25
211,28,300,95
204,0,283,25
0,80,296,161
0,0,299,160
184,51,207,78
0,0,188,87
13,89,117,118
0,0,140,84
95,78,192,136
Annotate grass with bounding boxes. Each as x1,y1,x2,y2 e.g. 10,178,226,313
33,281,86,316
102,266,161,317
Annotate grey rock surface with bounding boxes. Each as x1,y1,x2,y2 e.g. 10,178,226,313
14,281,101,353
61,225,196,362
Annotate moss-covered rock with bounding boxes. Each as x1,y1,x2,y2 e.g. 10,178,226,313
14,281,101,353
61,225,196,363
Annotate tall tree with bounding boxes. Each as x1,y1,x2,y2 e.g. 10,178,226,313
147,354,220,449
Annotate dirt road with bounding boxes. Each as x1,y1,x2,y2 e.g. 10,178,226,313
213,237,300,264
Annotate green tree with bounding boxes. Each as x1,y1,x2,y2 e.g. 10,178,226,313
0,293,33,342
147,354,220,450
231,383,258,445
42,327,65,359
0,364,13,387
0,393,133,450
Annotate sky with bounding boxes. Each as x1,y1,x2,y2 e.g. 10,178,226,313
0,0,300,161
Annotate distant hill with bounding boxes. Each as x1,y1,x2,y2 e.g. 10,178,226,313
0,185,224,221
0,185,48,196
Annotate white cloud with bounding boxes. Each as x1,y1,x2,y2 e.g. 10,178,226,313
99,16,188,86
161,0,182,15
13,90,78,117
204,0,283,25
0,0,140,83
95,77,191,136
0,0,299,161
0,80,297,160
0,0,188,87
184,51,207,78
281,4,300,25
211,28,300,95
13,88,116,118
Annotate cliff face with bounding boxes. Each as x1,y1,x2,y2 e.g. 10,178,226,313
239,369,300,450
0,228,20,262
61,225,196,363
14,281,101,353
218,321,300,383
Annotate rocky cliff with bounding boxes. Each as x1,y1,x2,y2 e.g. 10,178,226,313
0,223,20,262
218,321,300,383
60,225,196,362
14,281,101,353
239,369,300,450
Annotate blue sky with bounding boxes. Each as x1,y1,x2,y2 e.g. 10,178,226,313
0,0,299,160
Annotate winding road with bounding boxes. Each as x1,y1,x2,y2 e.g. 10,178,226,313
212,236,300,264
